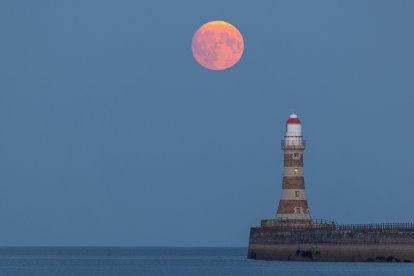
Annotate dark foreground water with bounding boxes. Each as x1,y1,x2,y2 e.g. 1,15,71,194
0,247,414,276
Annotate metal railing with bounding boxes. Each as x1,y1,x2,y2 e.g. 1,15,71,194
258,219,414,231
335,223,414,231
281,140,306,147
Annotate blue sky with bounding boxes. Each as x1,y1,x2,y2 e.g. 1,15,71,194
0,1,413,246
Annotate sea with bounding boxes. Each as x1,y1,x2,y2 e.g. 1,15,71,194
0,247,413,276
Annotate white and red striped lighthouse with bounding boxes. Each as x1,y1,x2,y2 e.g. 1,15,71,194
276,113,311,221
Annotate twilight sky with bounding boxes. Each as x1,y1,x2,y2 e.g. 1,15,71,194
0,1,413,246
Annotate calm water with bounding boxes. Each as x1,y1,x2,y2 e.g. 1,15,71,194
0,247,413,276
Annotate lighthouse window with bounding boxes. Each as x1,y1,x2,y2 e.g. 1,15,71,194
293,153,300,159
295,191,300,197
294,207,303,214
293,168,299,175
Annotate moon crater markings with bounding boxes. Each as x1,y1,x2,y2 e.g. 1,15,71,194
192,21,244,70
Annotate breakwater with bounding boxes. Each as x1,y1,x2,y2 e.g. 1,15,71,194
248,220,414,262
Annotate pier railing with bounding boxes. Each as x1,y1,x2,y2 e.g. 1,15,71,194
260,219,414,231
335,223,414,231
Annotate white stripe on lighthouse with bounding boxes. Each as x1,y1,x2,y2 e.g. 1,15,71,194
277,213,311,220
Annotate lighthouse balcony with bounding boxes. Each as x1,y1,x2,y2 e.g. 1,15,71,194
281,140,306,150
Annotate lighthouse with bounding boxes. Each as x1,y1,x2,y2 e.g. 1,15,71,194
276,113,311,221
248,113,414,262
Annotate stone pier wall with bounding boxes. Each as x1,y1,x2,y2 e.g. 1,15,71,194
248,223,414,262
248,243,414,262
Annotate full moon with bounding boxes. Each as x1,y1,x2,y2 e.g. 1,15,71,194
192,21,244,70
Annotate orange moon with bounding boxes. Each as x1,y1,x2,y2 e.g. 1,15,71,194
192,21,244,70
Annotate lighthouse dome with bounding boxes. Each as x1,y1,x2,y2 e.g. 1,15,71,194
287,113,301,124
